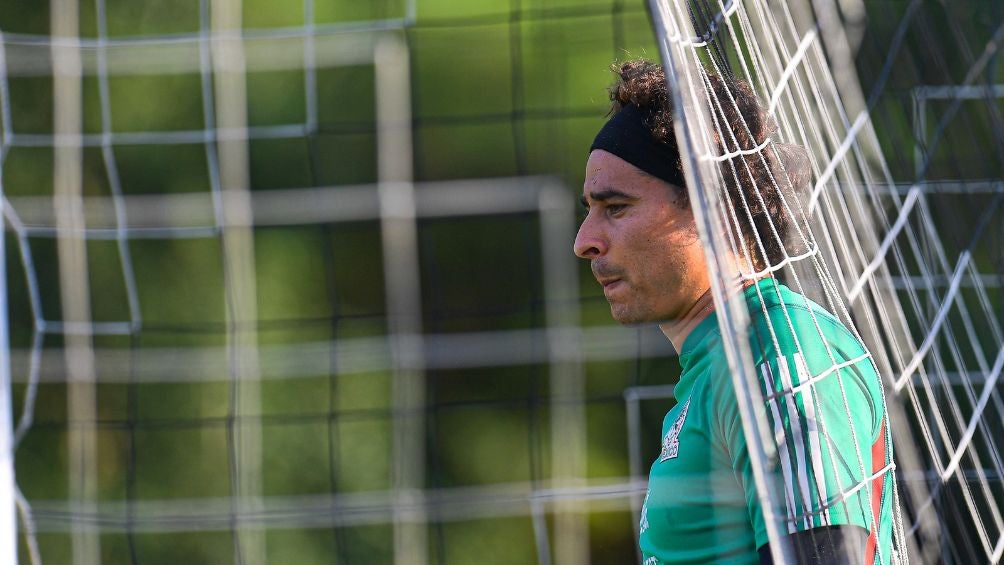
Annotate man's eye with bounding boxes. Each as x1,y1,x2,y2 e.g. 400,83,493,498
606,204,627,215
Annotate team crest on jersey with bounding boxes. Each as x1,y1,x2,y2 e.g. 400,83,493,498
659,398,691,462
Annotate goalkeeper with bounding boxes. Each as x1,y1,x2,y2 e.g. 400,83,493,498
574,60,896,564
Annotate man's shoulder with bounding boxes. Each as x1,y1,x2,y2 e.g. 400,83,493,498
689,280,877,405
748,281,884,422
748,281,865,359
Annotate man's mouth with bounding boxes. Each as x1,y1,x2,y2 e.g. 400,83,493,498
599,277,623,294
593,263,625,295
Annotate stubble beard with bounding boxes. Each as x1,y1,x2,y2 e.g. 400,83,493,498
608,288,657,325
609,303,641,325
594,261,659,325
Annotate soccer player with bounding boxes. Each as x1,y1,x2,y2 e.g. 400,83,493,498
574,60,896,564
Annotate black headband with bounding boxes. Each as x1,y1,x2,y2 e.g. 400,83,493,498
589,103,686,188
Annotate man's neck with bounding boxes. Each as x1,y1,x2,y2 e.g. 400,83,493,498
659,288,716,351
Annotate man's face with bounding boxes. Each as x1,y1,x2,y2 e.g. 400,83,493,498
574,150,710,324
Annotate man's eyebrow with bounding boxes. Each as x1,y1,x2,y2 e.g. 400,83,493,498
580,189,636,207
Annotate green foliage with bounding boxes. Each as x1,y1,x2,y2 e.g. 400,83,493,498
130,238,226,326
103,0,200,36
436,518,537,565
315,0,406,24
434,405,535,486
109,74,206,133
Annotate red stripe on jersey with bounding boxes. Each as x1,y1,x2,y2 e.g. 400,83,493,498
864,422,886,565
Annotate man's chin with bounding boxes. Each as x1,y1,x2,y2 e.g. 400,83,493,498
609,303,654,326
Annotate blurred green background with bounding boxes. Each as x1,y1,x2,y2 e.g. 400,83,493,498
0,0,1001,563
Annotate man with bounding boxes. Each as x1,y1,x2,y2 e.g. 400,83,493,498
575,60,896,564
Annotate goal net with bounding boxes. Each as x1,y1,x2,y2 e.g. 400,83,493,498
0,0,1000,564
648,0,1003,563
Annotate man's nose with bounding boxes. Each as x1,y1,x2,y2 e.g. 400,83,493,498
573,218,607,259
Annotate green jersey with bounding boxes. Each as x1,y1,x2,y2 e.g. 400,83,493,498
639,279,894,564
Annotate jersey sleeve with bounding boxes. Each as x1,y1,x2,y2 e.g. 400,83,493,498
714,350,883,550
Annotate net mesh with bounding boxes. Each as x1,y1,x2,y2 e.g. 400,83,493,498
0,0,1000,563
649,1,906,561
650,0,1002,563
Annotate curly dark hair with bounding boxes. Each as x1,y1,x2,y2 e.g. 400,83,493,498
606,59,810,272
